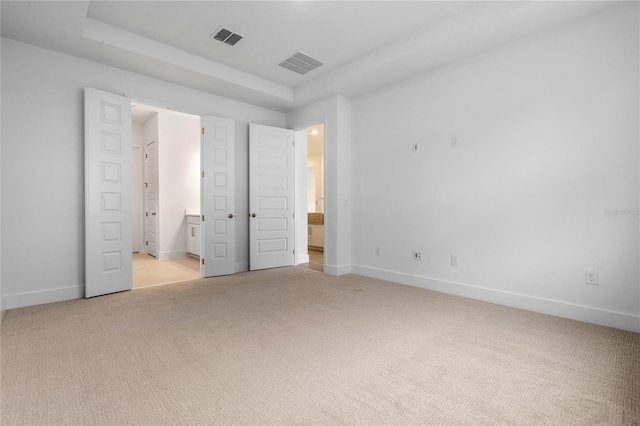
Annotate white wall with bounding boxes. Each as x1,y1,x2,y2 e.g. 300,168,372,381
287,95,352,276
132,121,144,147
157,110,201,258
351,4,639,332
308,155,324,213
1,38,285,308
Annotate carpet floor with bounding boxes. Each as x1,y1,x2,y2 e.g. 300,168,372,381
1,266,638,425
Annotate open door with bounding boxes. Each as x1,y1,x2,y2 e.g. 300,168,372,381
201,115,236,277
143,140,158,257
249,124,295,271
84,88,132,298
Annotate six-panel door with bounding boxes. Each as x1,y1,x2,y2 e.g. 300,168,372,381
249,124,295,271
84,87,133,298
202,116,236,277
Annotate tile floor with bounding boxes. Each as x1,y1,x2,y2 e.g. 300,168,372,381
132,253,200,289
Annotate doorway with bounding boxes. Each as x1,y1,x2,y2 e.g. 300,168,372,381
130,102,201,288
306,124,325,272
85,88,239,298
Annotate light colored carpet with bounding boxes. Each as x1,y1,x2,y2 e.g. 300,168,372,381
132,253,200,289
1,266,638,425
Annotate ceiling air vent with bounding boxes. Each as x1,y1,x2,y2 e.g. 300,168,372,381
210,26,243,46
279,51,324,75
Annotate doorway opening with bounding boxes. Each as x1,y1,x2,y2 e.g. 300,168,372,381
130,102,202,288
306,124,325,272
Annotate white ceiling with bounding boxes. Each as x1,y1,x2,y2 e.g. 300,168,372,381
1,1,618,112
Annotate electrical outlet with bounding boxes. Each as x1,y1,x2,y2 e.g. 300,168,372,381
375,246,382,256
451,255,459,266
585,270,598,285
451,136,458,147
413,251,423,261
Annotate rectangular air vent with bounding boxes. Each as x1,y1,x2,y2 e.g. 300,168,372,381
210,26,243,46
279,51,324,75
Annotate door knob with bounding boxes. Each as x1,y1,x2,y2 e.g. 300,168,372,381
151,212,156,216
228,214,234,219
251,213,256,218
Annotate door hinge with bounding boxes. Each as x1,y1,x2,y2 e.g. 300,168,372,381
201,258,205,265
293,249,295,254
202,127,205,135
145,154,148,159
145,241,148,245
201,215,205,221
144,183,148,188
293,140,295,146
201,171,204,178
146,212,148,217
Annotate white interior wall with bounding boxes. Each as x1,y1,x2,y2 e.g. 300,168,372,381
132,121,144,147
308,155,324,213
351,4,639,332
1,38,285,308
157,110,201,258
287,95,352,276
307,168,316,212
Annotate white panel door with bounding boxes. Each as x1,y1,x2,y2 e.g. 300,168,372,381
84,87,132,298
202,115,235,277
144,141,158,257
249,124,295,271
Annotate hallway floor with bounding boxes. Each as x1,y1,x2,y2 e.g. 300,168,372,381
132,253,200,288
308,249,324,272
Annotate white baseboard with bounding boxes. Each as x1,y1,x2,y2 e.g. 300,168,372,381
351,264,640,333
5,285,84,310
235,262,249,273
0,297,5,323
158,250,188,259
325,264,352,276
